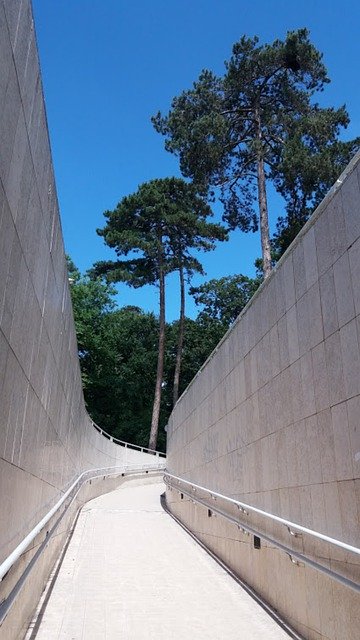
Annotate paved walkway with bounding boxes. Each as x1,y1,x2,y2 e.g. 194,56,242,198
29,479,290,639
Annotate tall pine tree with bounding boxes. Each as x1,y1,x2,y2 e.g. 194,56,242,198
95,178,226,448
153,29,359,277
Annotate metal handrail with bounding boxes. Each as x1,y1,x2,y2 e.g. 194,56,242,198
0,462,165,584
92,421,167,457
164,472,360,556
164,475,360,594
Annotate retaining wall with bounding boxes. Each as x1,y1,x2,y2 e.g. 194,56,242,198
166,151,360,638
0,2,161,637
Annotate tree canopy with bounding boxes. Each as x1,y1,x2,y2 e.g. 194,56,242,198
94,177,226,448
67,257,116,389
190,274,260,327
68,29,360,455
153,29,359,277
68,260,229,452
271,112,360,258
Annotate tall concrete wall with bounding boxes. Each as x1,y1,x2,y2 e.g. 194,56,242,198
0,2,161,637
166,153,360,638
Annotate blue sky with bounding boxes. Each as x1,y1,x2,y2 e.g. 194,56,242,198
32,0,360,321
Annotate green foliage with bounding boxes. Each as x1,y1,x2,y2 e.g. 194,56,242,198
68,258,227,452
67,261,164,449
86,307,167,450
271,113,360,258
153,29,359,269
94,177,227,284
66,257,116,388
190,274,260,327
94,177,227,448
164,316,227,403
153,30,329,228
68,30,360,452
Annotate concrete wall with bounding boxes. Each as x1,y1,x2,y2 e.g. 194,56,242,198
166,152,360,638
0,2,161,637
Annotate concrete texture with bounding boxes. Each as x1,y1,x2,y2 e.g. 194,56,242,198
0,2,164,637
29,479,291,640
166,154,360,640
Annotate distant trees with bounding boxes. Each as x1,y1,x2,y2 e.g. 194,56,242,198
94,177,226,449
71,29,360,453
271,116,360,259
70,275,165,447
67,257,116,389
164,315,226,401
68,257,261,452
68,260,228,452
153,29,360,277
90,307,163,448
190,274,260,328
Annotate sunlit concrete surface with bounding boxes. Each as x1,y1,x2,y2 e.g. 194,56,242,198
166,151,360,640
28,479,290,640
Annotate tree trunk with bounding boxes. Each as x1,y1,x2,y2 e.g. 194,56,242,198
148,251,166,451
255,110,272,279
173,265,185,406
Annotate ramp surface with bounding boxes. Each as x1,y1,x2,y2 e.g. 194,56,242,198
29,480,291,639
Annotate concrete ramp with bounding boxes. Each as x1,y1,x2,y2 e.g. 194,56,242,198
29,478,291,640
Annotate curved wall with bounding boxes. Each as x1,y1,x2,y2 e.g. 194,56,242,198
166,151,360,637
0,3,162,636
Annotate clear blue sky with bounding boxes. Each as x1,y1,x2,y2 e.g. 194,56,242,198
32,0,360,321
